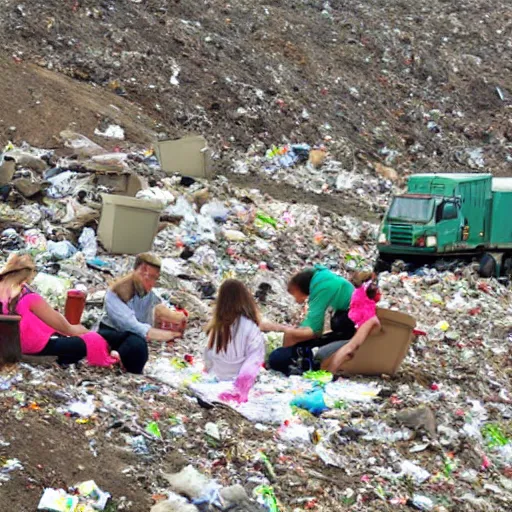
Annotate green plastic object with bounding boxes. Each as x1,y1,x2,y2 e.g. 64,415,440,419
145,421,162,438
258,452,276,482
482,423,509,448
443,456,456,477
253,485,279,512
303,370,333,384
255,212,278,228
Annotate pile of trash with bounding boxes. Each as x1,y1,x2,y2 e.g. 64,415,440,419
230,140,402,217
1,133,512,512
0,0,511,176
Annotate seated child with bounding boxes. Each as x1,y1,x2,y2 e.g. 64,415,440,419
204,279,265,403
348,277,381,328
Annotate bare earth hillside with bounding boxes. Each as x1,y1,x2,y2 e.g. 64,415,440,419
0,0,510,174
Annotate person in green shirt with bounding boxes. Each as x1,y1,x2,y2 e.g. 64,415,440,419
262,265,357,375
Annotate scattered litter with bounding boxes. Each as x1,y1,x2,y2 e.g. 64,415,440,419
37,481,110,511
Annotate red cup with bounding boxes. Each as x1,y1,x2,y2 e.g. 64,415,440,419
64,290,87,325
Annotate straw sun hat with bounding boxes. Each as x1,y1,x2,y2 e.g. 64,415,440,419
0,253,36,278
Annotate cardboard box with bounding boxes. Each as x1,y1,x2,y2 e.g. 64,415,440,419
98,194,163,255
96,173,144,197
156,135,212,179
340,308,416,376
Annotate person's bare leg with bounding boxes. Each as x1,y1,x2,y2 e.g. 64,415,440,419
323,317,380,374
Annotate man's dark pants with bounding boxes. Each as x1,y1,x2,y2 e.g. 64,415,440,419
267,310,356,376
98,324,149,374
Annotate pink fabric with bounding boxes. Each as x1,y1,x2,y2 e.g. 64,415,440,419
219,368,259,404
348,284,377,328
15,290,116,367
81,332,119,367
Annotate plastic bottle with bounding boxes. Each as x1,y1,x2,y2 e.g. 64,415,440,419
64,290,87,325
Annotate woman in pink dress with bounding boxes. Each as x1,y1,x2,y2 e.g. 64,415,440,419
0,253,117,367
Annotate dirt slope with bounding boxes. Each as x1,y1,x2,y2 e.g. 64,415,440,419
0,57,159,148
0,0,510,173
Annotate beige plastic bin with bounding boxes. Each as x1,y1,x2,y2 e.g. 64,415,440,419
98,194,163,255
340,308,416,376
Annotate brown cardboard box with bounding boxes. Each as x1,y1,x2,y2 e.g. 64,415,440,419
96,173,144,197
156,136,212,179
340,308,416,376
98,194,164,255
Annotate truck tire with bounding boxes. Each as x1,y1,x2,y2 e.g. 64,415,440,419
502,255,512,277
374,256,392,274
479,253,496,278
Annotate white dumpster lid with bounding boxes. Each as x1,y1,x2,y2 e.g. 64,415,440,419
492,178,512,192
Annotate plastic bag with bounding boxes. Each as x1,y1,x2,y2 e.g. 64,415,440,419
46,171,79,199
94,124,125,140
181,214,217,246
61,198,98,228
255,212,278,228
189,246,219,270
278,422,313,445
136,187,175,206
23,229,47,251
78,227,98,260
400,460,431,484
37,488,79,511
200,200,229,222
253,485,279,512
167,196,196,222
60,130,106,157
33,273,72,306
223,229,246,242
290,389,328,416
48,240,77,260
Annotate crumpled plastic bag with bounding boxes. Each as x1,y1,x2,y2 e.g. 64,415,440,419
47,171,91,199
23,229,47,252
61,198,99,228
137,187,175,206
48,240,78,260
166,196,196,222
200,200,229,222
79,227,98,260
60,130,106,157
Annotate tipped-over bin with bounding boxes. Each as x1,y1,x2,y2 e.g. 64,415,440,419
340,308,416,376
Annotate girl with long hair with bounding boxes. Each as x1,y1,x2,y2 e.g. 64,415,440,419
0,253,118,367
204,279,265,403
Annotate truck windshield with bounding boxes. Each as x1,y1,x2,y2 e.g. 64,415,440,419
388,197,434,223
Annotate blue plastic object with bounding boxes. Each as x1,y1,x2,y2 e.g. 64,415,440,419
290,389,328,416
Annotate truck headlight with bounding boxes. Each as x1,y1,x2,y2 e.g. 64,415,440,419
426,236,437,248
378,233,387,244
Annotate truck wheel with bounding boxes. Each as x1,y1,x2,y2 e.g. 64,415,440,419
374,256,392,274
479,253,496,278
502,255,512,277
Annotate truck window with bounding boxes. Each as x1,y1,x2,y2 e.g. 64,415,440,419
388,197,434,223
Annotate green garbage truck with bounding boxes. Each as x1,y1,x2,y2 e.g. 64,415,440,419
377,173,512,276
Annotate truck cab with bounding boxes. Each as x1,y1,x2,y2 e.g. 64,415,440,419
378,174,492,261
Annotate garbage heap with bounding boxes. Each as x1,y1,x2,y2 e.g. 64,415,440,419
0,135,512,512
